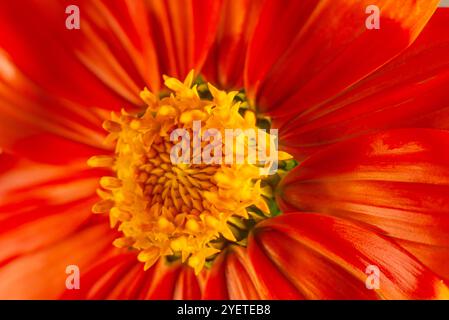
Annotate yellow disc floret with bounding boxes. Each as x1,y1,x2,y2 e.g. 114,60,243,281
88,71,282,274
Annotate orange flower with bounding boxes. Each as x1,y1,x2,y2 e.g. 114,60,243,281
0,0,449,299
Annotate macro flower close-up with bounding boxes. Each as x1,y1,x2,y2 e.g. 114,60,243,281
1,0,449,300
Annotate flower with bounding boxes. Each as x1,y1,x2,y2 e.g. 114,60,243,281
0,0,449,299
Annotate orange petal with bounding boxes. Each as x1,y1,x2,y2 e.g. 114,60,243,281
245,0,439,120
203,0,263,89
173,266,202,300
62,249,141,300
0,1,135,109
247,235,305,299
0,52,109,163
0,223,115,299
0,154,107,265
140,260,181,300
142,0,222,81
277,8,449,160
202,251,230,299
203,246,260,299
252,213,448,299
280,129,449,281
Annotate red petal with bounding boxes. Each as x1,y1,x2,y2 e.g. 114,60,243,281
203,246,260,300
280,129,449,281
140,260,181,300
0,159,102,215
0,49,109,163
0,223,114,299
204,245,306,300
252,213,449,299
397,240,449,285
202,251,230,299
245,0,438,119
0,155,105,265
173,266,202,300
0,153,16,175
0,0,222,108
247,236,306,299
62,250,201,300
0,1,135,109
7,133,107,165
65,253,204,300
277,8,449,160
61,249,133,299
225,247,261,299
105,263,149,299
203,0,263,89
0,198,95,267
153,0,223,80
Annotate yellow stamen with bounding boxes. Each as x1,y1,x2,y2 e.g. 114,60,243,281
100,177,122,189
92,199,114,214
87,155,115,168
102,120,122,133
89,71,284,274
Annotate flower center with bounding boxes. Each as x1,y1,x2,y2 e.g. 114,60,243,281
88,71,291,273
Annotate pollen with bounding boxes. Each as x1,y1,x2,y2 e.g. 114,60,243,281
88,70,288,274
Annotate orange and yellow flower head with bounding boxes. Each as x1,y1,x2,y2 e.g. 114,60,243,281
0,0,449,300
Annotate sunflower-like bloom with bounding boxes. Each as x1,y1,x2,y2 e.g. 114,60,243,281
0,0,449,300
